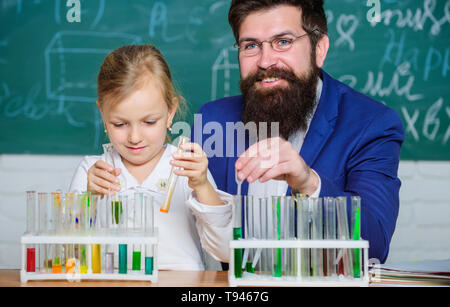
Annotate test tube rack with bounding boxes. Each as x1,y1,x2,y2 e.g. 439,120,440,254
228,239,369,287
20,230,158,283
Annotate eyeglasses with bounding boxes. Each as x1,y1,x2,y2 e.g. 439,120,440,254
234,31,317,57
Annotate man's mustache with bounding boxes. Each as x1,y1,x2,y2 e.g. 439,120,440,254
245,67,299,85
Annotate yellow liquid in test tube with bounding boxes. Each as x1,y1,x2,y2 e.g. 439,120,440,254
92,244,101,273
160,136,189,213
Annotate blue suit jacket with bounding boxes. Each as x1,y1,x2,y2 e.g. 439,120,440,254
192,70,404,263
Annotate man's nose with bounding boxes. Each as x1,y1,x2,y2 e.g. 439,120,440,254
256,42,278,70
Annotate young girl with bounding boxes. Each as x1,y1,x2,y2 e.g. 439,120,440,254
69,45,232,270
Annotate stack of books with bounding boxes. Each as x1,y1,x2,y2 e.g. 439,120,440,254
370,259,450,286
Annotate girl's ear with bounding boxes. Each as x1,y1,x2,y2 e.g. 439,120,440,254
167,97,179,128
97,101,107,133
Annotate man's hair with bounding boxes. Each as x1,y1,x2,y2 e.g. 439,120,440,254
228,0,327,51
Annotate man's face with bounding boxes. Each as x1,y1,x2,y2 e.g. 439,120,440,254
238,5,314,86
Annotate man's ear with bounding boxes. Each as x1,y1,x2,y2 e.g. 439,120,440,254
315,34,329,68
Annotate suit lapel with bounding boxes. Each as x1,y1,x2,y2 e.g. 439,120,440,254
300,71,339,167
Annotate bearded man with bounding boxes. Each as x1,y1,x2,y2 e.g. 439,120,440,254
193,0,404,264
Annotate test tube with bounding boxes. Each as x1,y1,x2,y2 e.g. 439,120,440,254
145,245,154,275
272,196,282,277
351,196,362,278
132,193,144,271
51,192,63,274
144,195,154,275
310,197,323,277
284,197,297,277
232,195,243,278
65,244,75,274
63,193,76,274
242,195,254,273
118,194,128,274
251,197,266,275
324,197,337,277
160,136,190,213
296,195,311,277
336,197,354,278
89,194,101,274
26,191,37,273
38,192,51,272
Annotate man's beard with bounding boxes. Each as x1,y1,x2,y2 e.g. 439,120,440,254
240,64,320,140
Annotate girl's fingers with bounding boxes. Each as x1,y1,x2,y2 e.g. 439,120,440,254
170,159,205,171
93,166,120,184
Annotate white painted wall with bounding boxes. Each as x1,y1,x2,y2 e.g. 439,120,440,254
0,155,449,268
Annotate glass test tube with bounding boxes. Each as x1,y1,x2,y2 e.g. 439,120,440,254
118,195,128,274
90,194,101,274
144,195,154,275
132,193,144,271
284,197,297,277
26,191,37,272
297,196,311,277
78,192,90,274
51,192,63,274
310,198,323,277
38,192,50,272
272,196,282,277
251,197,266,275
351,196,361,278
336,197,354,278
160,136,190,213
63,193,76,274
324,197,337,277
243,195,254,273
232,195,243,278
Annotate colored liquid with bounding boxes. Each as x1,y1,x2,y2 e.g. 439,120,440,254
132,251,141,271
52,257,62,274
92,244,101,274
105,252,114,274
65,259,75,274
145,257,153,275
45,259,52,272
112,201,122,224
274,201,282,277
119,244,127,274
26,248,36,272
233,228,242,278
80,245,87,274
245,262,255,273
80,265,88,274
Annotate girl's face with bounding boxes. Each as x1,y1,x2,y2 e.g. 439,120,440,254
101,79,176,170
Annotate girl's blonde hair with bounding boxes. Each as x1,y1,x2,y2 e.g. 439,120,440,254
97,44,185,117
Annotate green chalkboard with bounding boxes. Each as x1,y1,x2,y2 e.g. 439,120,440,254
0,0,449,159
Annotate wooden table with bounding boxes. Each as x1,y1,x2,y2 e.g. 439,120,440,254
0,270,229,287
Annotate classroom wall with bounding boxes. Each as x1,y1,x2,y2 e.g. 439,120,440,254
0,155,449,269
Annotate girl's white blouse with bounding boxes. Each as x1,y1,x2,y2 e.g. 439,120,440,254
69,144,232,271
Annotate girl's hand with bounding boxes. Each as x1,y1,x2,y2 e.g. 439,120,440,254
171,142,224,206
87,160,122,196
171,142,209,191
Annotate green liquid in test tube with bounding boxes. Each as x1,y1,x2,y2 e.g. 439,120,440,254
352,196,361,278
273,197,282,277
132,251,141,271
233,195,242,278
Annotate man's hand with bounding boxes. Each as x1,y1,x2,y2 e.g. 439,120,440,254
235,137,319,195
